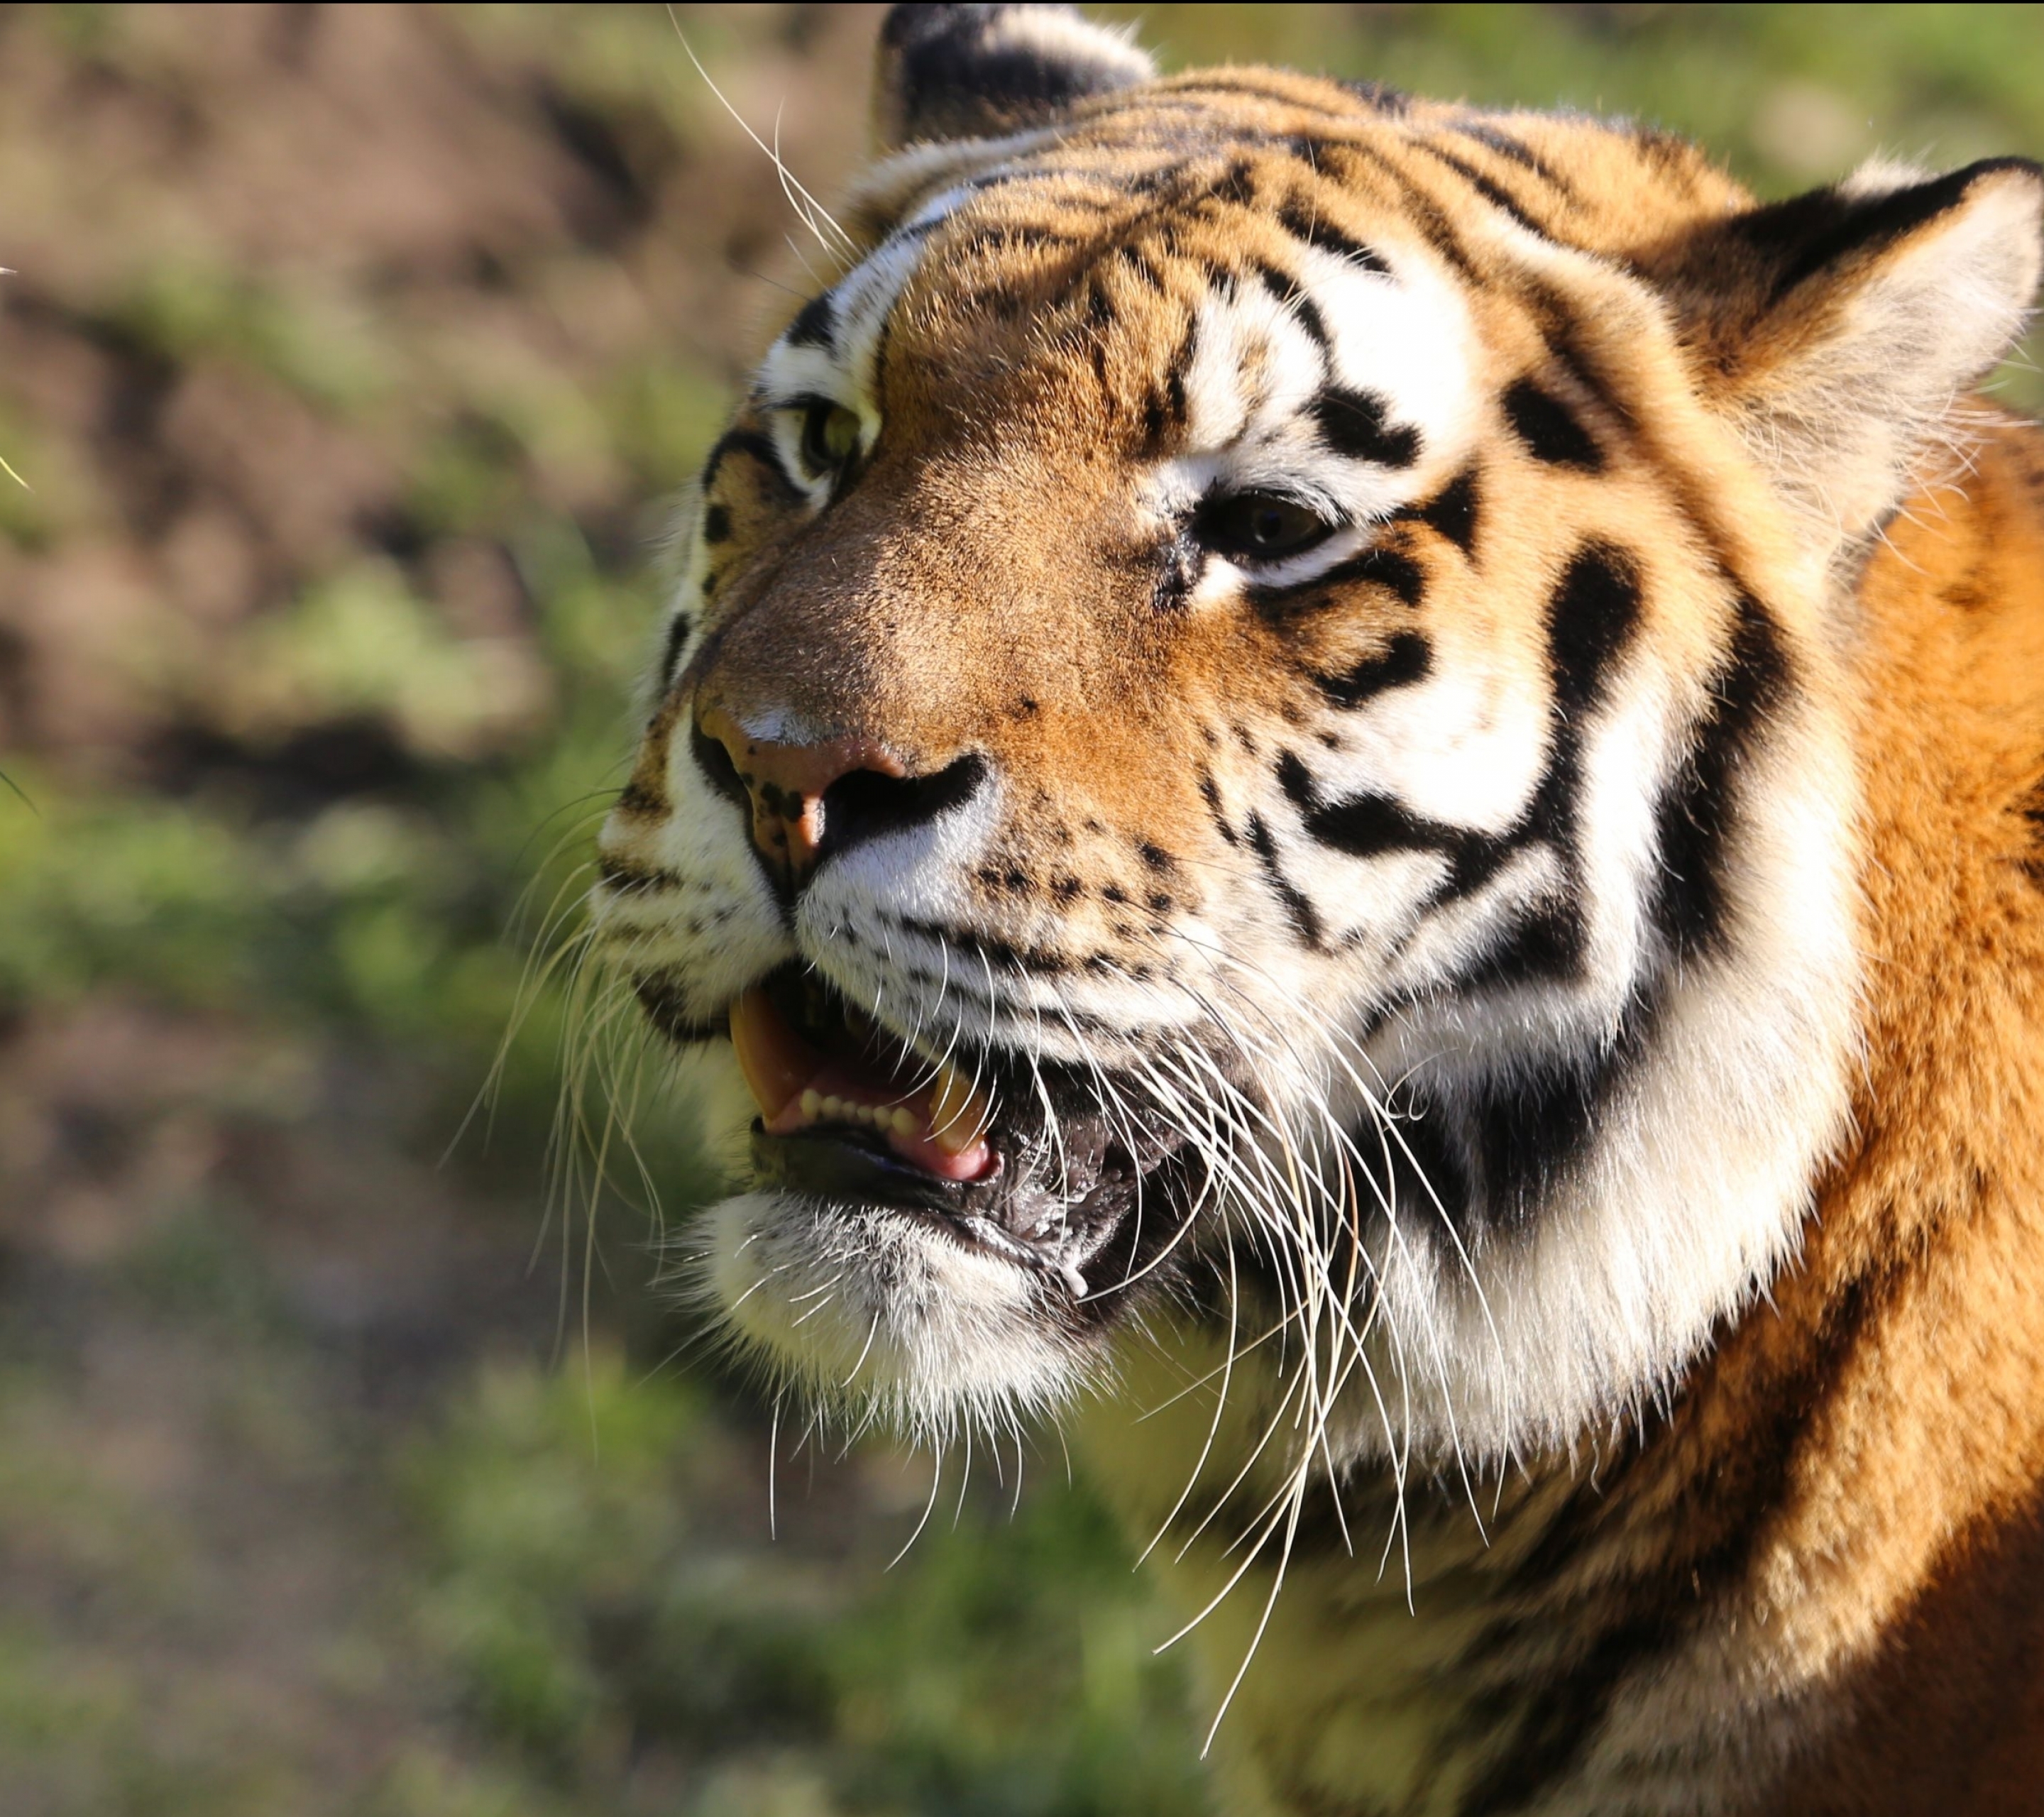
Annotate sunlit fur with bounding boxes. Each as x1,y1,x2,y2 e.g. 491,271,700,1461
585,6,2044,1813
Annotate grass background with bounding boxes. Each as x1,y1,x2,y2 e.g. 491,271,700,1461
0,6,2039,1813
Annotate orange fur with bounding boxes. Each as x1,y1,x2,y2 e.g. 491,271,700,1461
596,12,2044,1808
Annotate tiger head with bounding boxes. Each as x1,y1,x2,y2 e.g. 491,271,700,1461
594,4,2044,1460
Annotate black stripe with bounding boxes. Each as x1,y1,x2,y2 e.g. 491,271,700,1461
1408,467,1480,556
1276,194,1390,273
658,610,695,689
1251,543,1427,617
1198,770,1238,846
1084,277,1114,334
1477,994,1654,1233
1339,77,1410,116
700,427,799,502
1649,592,1791,959
1454,896,1585,997
1413,141,1555,239
1246,811,1323,945
1312,630,1431,708
1121,244,1170,294
1277,750,1473,865
598,853,679,894
1346,143,1480,281
1143,326,1196,450
1501,378,1601,471
2021,774,2044,887
613,778,666,818
1309,387,1422,468
701,504,732,545
784,291,835,349
1546,541,1642,714
1453,122,1574,197
1246,259,1329,347
1207,157,1258,207
1450,1259,1900,1813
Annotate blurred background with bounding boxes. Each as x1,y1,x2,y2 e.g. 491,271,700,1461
0,6,2040,1813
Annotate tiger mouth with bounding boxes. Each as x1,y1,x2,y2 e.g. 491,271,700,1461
725,964,1189,1299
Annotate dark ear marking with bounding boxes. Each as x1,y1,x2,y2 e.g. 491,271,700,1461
874,4,1155,150
1735,156,2044,303
702,503,732,545
1502,378,1602,470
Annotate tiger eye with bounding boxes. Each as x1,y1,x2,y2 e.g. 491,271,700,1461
801,401,862,474
1198,490,1338,562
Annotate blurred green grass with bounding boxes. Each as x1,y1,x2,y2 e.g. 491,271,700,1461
0,5,2039,1813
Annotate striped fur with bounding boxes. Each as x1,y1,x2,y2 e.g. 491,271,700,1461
593,7,2044,1811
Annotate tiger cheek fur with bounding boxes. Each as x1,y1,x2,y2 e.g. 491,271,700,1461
594,6,2044,1813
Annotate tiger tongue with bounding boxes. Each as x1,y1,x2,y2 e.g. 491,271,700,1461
728,988,994,1182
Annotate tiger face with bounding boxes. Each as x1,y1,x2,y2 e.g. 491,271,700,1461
593,3,2042,1473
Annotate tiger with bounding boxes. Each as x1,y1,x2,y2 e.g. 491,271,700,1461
590,4,2044,1811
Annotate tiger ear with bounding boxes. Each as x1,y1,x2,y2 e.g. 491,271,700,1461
1696,158,2044,573
873,3,1154,152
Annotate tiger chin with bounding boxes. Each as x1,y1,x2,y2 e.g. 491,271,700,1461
593,6,2044,1813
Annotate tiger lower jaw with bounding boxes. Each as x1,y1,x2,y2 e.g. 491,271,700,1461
698,970,1187,1429
707,1190,1104,1429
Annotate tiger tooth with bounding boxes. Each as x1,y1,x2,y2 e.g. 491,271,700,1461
930,1059,994,1155
799,1089,822,1121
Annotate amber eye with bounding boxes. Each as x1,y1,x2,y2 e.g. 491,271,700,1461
1198,491,1338,562
798,400,862,476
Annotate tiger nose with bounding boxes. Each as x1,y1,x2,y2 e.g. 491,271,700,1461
694,703,908,888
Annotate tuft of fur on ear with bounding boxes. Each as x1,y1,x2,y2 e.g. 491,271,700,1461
1685,158,2044,584
874,3,1153,151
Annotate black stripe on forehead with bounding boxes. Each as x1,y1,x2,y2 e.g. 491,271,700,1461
1452,121,1576,198
1311,387,1422,468
1244,259,1329,348
1276,192,1391,273
1412,139,1557,240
